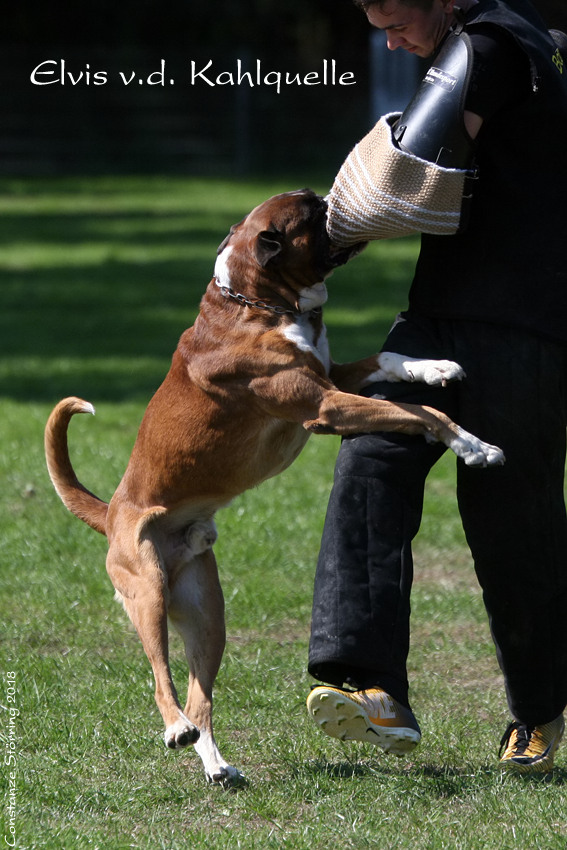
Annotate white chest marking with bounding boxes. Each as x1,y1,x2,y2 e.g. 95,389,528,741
214,245,233,288
282,315,331,372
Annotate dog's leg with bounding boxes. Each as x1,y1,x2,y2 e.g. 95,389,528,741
169,548,241,785
303,392,504,466
107,536,200,750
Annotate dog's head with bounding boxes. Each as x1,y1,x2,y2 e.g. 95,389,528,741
214,189,366,312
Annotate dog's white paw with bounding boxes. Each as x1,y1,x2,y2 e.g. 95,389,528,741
375,352,465,386
205,763,245,788
410,358,466,386
450,428,505,467
194,728,244,787
164,713,200,749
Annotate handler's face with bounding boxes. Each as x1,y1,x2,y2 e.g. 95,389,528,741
366,0,456,58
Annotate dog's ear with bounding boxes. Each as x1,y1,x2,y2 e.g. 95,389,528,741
255,230,283,267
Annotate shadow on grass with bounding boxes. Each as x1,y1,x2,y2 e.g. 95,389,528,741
297,759,567,794
2,212,226,401
1,181,416,403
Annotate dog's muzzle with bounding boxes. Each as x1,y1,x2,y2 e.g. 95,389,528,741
327,239,368,268
313,195,367,270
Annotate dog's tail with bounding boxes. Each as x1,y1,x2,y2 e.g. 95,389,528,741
44,397,108,535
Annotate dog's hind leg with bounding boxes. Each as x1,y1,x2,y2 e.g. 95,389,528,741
169,548,241,785
107,534,200,750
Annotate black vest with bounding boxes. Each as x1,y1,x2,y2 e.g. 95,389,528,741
408,0,567,342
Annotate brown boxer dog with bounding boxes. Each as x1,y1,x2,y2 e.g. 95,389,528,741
45,189,504,785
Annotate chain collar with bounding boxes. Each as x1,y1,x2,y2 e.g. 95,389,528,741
215,279,321,317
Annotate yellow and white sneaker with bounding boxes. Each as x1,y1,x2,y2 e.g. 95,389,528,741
307,685,421,756
499,715,565,774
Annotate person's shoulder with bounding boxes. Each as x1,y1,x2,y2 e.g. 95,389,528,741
467,21,523,60
465,23,531,119
466,19,529,83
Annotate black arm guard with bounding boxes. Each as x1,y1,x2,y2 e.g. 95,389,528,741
393,30,476,170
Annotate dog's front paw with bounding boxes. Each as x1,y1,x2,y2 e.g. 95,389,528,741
413,359,466,387
164,714,200,749
450,429,505,467
376,352,465,386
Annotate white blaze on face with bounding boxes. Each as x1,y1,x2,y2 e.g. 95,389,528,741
214,244,233,288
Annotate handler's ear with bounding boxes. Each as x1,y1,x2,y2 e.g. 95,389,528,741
255,230,283,267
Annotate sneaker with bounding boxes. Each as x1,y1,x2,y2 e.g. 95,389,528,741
306,685,421,756
499,715,565,774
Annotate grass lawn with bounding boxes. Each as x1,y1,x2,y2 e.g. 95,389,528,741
1,176,565,849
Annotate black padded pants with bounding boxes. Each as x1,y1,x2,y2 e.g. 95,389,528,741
308,314,567,726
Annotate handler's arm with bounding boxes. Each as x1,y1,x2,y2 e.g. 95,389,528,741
464,26,531,140
464,111,483,139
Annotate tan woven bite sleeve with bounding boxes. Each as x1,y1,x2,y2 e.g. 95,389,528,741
326,113,467,246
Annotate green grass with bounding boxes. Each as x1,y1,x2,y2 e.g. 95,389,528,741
1,176,565,849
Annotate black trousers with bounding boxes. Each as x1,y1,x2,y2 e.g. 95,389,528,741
309,314,567,726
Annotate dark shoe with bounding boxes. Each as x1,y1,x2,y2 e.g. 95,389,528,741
499,715,565,774
306,685,421,756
